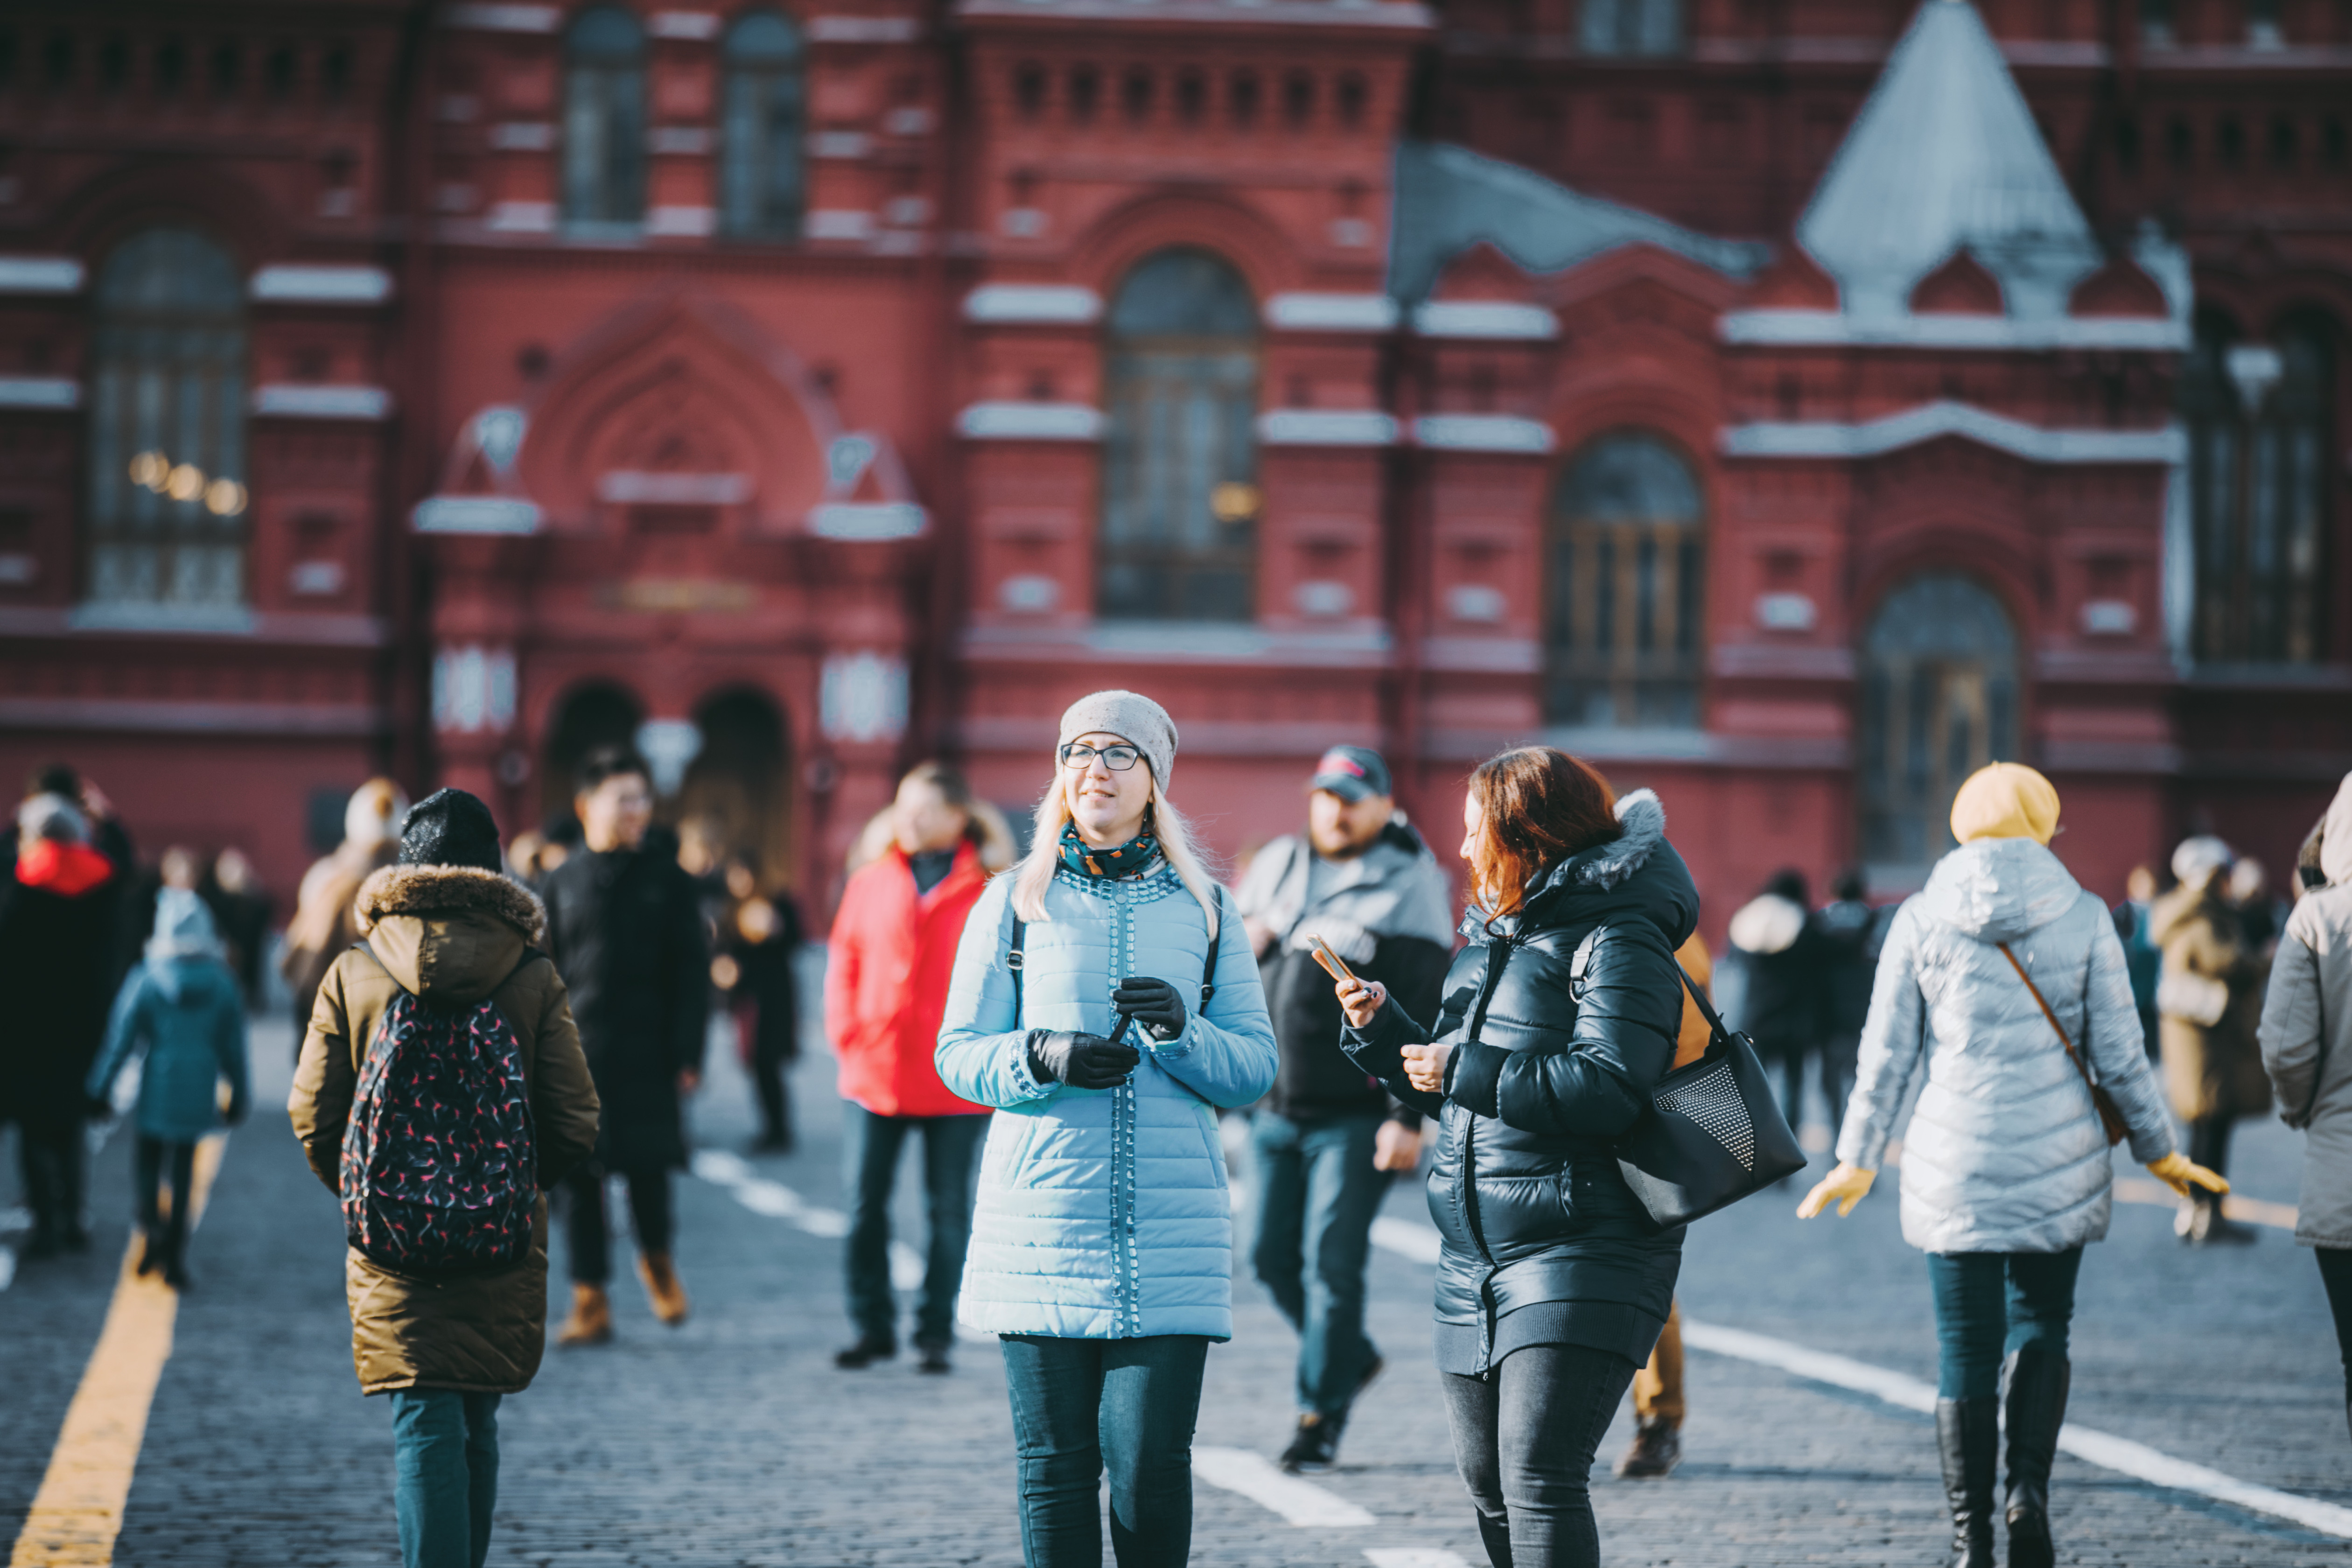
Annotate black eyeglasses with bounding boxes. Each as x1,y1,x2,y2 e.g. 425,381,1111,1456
1058,742,1142,771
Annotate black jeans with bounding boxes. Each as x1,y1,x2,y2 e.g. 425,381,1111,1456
1926,1248,2082,1399
736,1002,795,1148
1000,1333,1208,1568
2318,1248,2352,1401
2186,1115,2234,1199
17,1119,86,1247
842,1104,987,1348
560,1163,672,1284
1440,1343,1639,1568
135,1135,198,1266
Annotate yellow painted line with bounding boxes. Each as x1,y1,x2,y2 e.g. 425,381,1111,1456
2113,1175,2296,1231
10,1134,228,1568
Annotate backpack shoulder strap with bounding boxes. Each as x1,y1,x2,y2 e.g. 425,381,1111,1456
1004,906,1027,1026
1199,889,1223,1007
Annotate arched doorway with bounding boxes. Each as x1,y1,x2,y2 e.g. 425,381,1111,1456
539,680,644,830
678,687,795,893
1857,574,2019,875
1544,431,1707,729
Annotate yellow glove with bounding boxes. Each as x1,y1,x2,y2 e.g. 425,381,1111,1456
2145,1151,2229,1200
1796,1162,1877,1219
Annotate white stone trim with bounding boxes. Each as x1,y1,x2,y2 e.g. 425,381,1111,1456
647,205,718,237
445,3,560,32
0,257,85,295
488,121,556,151
250,265,395,305
0,377,81,410
252,384,393,420
650,10,722,40
964,284,1102,324
487,201,557,233
1412,301,1557,340
1720,309,2188,352
957,402,1106,441
810,503,928,540
805,209,875,241
1721,401,2185,465
413,497,542,534
813,131,872,159
598,470,750,504
649,126,715,155
1258,409,1398,447
1264,293,1400,332
808,15,920,42
1414,414,1554,454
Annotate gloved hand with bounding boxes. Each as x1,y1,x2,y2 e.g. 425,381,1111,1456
2146,1151,2229,1200
1113,977,1188,1043
1796,1162,1877,1218
1027,1030,1141,1090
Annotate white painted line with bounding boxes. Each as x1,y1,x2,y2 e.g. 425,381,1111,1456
1365,1550,1474,1568
1192,1446,1378,1527
0,1246,15,1294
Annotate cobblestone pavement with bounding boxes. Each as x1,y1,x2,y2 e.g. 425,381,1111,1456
4,1002,2345,1567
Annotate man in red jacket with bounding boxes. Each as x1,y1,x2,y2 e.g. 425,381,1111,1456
826,761,997,1373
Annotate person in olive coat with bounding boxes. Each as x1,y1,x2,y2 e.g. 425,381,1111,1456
538,748,710,1343
1340,747,1697,1568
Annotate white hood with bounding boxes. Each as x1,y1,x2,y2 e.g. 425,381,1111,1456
1917,836,2082,943
2323,771,2352,888
1728,893,1806,955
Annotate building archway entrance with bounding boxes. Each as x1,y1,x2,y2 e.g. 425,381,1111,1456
1857,573,2018,879
539,680,646,831
678,687,795,894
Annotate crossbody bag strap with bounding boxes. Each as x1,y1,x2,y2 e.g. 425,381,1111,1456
1996,940,2097,1091
1575,925,1726,1054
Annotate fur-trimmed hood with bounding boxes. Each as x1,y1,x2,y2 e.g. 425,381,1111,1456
352,864,547,1006
356,863,546,944
1464,787,1696,951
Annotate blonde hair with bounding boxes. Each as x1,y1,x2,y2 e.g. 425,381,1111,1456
1010,768,1222,939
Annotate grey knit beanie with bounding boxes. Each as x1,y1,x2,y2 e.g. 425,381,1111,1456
1057,690,1178,793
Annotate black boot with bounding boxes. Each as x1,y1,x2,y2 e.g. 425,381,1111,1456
1936,1397,1997,1568
2002,1349,2069,1568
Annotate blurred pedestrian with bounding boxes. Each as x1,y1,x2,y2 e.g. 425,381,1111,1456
202,848,273,1007
84,889,249,1287
282,778,407,1043
540,748,709,1344
937,691,1277,1567
2112,865,2164,1060
1800,763,2222,1568
2257,773,2352,1440
2227,857,2287,952
1810,869,1876,1148
826,761,1004,1372
1233,745,1455,1472
1339,749,1695,1568
714,858,804,1155
0,791,126,1259
2150,835,2272,1245
1726,868,1821,1135
289,788,601,1568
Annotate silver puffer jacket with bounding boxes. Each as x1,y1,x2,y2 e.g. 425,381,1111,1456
1837,838,2176,1255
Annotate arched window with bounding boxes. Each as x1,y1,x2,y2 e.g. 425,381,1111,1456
1544,433,1705,728
563,6,645,227
1099,248,1260,622
2182,311,2331,663
84,228,247,617
720,12,804,239
1857,574,2019,872
1580,0,1682,56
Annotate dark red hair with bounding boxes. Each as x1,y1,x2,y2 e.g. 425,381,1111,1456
1467,747,1621,923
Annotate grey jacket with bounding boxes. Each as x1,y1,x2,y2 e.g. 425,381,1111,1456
2257,773,2352,1249
1838,838,2175,1255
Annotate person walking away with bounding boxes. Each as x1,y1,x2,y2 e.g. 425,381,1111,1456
715,857,805,1154
290,789,600,1568
84,889,249,1285
1726,869,1822,1139
1337,748,1695,1568
0,792,126,1259
1810,869,1877,1148
539,748,709,1343
283,778,407,1045
1233,744,1455,1472
937,692,1278,1567
2257,772,2352,1439
2150,836,2272,1245
202,848,273,1008
1799,762,2224,1568
2112,865,2164,1060
826,761,1005,1373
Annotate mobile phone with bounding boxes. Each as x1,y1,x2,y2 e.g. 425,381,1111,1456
1306,934,1357,985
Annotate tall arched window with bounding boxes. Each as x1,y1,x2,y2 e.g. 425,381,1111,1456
1857,574,2019,872
2182,311,2332,663
85,228,247,617
1544,433,1705,728
1581,0,1682,56
563,6,645,227
721,11,804,239
1099,248,1260,622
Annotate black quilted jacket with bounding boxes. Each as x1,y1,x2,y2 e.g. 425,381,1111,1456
1343,789,1698,1373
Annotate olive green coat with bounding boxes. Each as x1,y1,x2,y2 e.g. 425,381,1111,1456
288,864,601,1396
2149,882,2273,1123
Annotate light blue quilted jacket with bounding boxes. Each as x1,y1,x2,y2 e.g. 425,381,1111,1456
936,864,1278,1340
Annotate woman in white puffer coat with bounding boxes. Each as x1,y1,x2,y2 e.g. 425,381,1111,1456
1799,763,2225,1568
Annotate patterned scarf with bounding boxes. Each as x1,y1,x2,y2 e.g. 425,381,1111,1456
1058,816,1159,881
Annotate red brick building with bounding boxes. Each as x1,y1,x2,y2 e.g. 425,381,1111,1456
0,0,2345,922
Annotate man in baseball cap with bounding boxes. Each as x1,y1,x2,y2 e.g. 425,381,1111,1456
1307,746,1391,804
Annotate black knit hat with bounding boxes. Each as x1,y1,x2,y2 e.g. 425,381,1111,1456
398,788,503,873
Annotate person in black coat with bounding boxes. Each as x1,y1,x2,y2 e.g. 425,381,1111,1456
1725,868,1823,1134
538,748,710,1342
714,856,804,1153
1340,747,1697,1568
1808,868,1877,1147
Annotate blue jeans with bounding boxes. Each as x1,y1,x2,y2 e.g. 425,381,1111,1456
1926,1249,2083,1399
842,1104,988,1347
1000,1333,1208,1568
1248,1110,1391,1417
389,1389,500,1568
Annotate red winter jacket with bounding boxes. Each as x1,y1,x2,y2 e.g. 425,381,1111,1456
826,842,991,1118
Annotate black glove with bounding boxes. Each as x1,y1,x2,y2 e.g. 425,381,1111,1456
1113,977,1188,1043
1027,1030,1141,1091
86,1093,115,1120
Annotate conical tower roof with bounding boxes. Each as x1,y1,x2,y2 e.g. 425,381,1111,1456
1798,0,2099,323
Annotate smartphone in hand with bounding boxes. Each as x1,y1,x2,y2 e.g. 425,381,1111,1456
1306,933,1356,985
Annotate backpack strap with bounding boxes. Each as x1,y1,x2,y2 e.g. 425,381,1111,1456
1005,910,1027,1026
1198,889,1223,1008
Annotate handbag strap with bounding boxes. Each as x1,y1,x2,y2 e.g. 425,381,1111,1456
1995,940,2102,1100
1572,925,1725,1055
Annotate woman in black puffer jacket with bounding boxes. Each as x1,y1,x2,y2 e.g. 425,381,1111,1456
1339,747,1697,1568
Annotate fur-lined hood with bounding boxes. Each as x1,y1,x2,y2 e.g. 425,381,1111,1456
356,863,546,945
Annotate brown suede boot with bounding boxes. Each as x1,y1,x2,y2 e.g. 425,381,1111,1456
638,1252,689,1326
557,1283,613,1346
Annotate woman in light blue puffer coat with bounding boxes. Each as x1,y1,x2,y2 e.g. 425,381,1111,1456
938,689,1277,1568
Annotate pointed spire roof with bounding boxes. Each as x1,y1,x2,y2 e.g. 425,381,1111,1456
1798,0,2099,323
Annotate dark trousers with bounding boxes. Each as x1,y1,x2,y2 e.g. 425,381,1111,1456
1000,1333,1208,1568
17,1119,87,1247
2186,1115,2235,1200
134,1135,198,1269
1248,1110,1390,1417
1440,1343,1640,1568
842,1103,987,1348
389,1388,500,1568
560,1163,672,1285
1771,1042,1858,1142
739,1005,794,1149
2318,1248,2352,1401
1926,1248,2083,1399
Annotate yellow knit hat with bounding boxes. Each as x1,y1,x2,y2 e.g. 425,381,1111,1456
1949,762,2061,846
